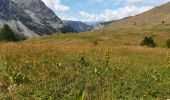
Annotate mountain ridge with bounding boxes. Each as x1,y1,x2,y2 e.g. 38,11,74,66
0,0,74,38
101,2,170,34
64,20,92,32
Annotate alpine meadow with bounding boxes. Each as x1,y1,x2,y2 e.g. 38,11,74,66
0,0,170,100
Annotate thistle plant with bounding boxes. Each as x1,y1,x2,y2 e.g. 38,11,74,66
168,53,170,69
78,52,88,66
104,50,110,72
95,50,111,75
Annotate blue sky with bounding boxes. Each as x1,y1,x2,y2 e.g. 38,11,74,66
42,0,170,21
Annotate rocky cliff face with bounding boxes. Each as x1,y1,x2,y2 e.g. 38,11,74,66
0,0,74,38
0,0,38,37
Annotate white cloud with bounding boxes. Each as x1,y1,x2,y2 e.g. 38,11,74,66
125,0,144,5
112,0,144,5
59,15,79,21
41,0,170,21
113,0,170,6
79,11,98,21
42,0,70,12
79,6,153,21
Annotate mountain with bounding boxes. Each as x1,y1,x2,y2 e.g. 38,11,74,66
0,0,74,38
102,2,170,34
92,20,118,31
0,0,38,38
64,20,92,32
100,20,118,26
84,20,117,31
85,21,105,27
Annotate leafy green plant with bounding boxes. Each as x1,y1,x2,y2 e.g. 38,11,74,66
168,54,170,69
166,39,170,48
76,90,85,100
78,52,88,66
5,72,29,85
103,50,111,71
94,50,111,75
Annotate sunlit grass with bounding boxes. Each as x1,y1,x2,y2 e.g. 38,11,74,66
0,32,169,99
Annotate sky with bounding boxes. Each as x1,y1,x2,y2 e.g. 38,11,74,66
42,0,170,22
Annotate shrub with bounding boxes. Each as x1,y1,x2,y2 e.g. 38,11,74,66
92,40,98,45
166,39,170,48
78,52,89,66
162,21,165,24
140,36,157,47
0,24,25,41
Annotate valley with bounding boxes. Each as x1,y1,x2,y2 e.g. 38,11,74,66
0,0,170,99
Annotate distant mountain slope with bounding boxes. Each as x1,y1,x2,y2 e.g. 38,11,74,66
92,20,118,30
102,2,170,34
0,0,74,38
85,21,104,27
64,20,92,32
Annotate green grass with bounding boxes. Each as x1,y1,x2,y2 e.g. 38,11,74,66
0,32,169,99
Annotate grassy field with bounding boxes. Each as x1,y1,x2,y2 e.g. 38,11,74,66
0,32,169,99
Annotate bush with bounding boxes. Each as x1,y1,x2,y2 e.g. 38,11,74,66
162,21,165,24
92,40,98,45
140,36,157,47
166,39,170,48
0,24,25,41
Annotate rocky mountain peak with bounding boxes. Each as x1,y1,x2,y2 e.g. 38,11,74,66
0,0,74,38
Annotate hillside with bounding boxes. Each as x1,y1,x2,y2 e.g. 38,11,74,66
64,20,92,32
101,2,170,34
0,0,74,38
0,1,170,100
